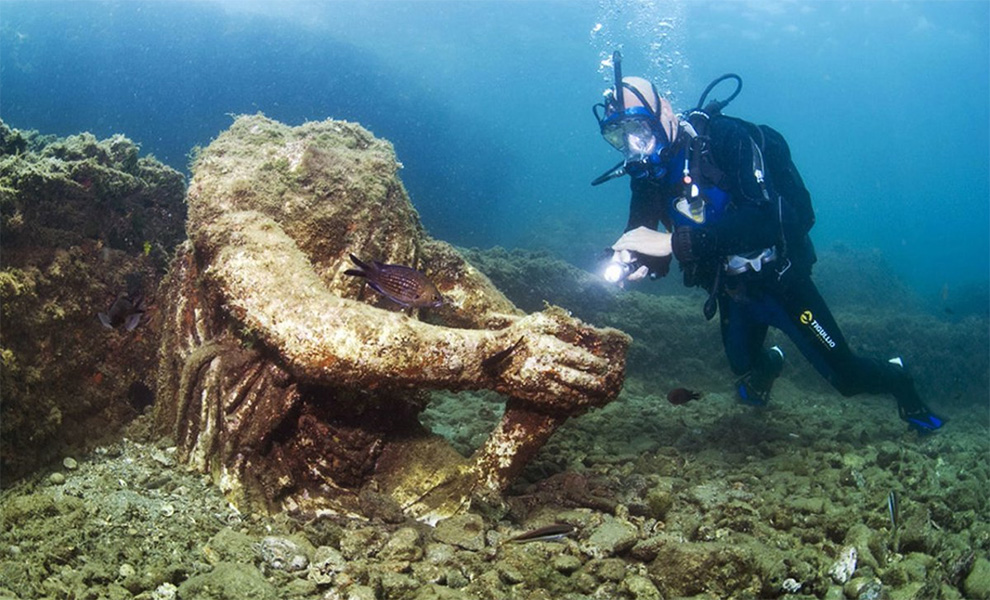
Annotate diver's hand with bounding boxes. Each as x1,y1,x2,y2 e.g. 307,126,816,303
626,265,649,282
484,311,615,409
611,226,672,258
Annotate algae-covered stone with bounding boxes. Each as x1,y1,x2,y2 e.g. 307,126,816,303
177,562,276,600
643,484,674,521
257,535,312,572
202,527,256,565
434,514,486,551
843,523,881,571
307,546,347,586
413,584,475,600
964,557,990,600
583,517,638,557
379,527,423,562
552,553,582,574
622,574,662,600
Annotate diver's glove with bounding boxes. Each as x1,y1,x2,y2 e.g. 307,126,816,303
671,227,718,263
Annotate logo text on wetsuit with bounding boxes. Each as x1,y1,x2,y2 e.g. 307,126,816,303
800,310,836,349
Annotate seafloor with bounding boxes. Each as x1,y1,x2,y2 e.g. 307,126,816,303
1,247,988,600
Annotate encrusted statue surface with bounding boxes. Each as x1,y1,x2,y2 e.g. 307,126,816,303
153,115,629,522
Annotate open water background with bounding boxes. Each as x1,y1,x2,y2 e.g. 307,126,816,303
2,0,987,305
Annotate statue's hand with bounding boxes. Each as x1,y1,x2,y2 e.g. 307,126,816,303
483,309,623,412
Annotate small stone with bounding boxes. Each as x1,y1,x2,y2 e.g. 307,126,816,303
875,442,899,468
623,574,662,600
340,528,384,559
552,554,582,574
498,564,525,585
643,485,674,521
433,514,485,552
345,585,377,600
424,542,455,564
307,545,346,586
160,503,175,517
595,558,627,582
119,563,136,578
583,517,638,558
151,449,175,467
822,585,845,600
781,577,802,593
257,536,310,572
63,457,78,470
828,545,857,584
445,568,469,589
844,576,882,599
49,472,65,485
285,578,317,597
379,527,422,562
629,535,664,562
151,582,178,600
964,557,990,600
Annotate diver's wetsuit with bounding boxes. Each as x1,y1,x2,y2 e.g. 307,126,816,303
626,115,938,429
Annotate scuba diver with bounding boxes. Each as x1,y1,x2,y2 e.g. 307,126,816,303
593,52,943,433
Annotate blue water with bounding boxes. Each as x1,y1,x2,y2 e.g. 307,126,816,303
2,0,987,304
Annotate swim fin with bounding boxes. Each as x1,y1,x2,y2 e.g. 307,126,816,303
736,346,784,407
889,357,945,434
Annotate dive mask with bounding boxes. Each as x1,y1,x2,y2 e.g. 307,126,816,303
599,107,660,156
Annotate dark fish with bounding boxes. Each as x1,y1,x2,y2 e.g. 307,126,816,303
507,523,577,544
482,336,524,374
345,254,443,308
667,387,702,405
99,292,146,331
888,490,899,530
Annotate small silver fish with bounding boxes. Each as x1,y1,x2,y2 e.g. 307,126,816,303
888,490,899,531
99,292,146,331
345,254,443,308
507,523,577,544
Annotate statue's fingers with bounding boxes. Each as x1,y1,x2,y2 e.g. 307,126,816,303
551,345,609,375
547,366,608,397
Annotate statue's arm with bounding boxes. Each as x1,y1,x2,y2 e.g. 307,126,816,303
193,211,622,406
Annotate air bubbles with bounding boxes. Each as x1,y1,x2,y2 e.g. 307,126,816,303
592,0,689,104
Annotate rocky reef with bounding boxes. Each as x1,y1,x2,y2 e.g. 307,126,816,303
0,120,186,480
152,115,628,522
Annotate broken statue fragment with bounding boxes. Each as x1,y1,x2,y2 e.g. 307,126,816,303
152,115,629,522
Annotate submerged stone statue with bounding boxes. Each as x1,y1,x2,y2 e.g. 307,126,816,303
153,115,629,522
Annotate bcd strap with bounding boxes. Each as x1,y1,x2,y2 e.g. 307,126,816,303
684,111,726,188
749,133,790,262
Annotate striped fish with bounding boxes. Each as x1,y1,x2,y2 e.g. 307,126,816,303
345,254,443,308
507,523,577,544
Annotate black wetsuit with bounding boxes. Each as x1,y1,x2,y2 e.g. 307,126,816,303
626,114,936,425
